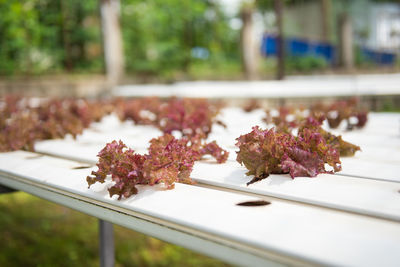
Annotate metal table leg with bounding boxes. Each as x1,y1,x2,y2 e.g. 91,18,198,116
99,219,115,267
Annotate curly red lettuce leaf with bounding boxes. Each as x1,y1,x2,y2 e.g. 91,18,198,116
87,140,146,199
116,97,162,125
199,141,229,163
235,126,341,184
243,99,261,112
355,111,368,128
1,96,225,152
311,98,368,130
87,135,228,199
264,106,304,133
0,97,114,152
281,148,325,178
144,134,200,187
264,98,368,132
144,134,228,185
297,127,341,172
158,98,222,138
236,126,295,183
0,112,38,152
299,116,360,157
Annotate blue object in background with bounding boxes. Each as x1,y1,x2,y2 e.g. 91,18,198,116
312,43,335,62
261,35,277,56
360,47,396,65
261,34,336,64
288,39,309,56
261,34,396,66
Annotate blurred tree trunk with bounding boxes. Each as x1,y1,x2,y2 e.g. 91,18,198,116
275,0,284,80
338,12,354,69
100,0,124,87
76,3,85,63
321,0,331,42
60,0,73,72
241,5,258,80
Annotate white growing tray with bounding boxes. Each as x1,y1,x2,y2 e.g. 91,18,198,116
1,151,400,267
1,107,400,266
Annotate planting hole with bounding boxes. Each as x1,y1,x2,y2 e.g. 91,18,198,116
236,200,270,207
72,165,92,170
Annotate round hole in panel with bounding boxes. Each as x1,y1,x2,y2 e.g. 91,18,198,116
236,200,271,207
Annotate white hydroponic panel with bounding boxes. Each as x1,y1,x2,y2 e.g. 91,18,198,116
114,74,400,98
191,161,400,221
34,109,400,182
1,151,400,267
33,135,400,221
31,110,400,220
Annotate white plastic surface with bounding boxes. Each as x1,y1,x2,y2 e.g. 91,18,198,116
34,131,400,221
192,161,400,221
1,151,400,267
30,110,400,220
114,73,400,98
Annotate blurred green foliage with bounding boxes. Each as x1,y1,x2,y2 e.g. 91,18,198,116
1,0,398,78
0,192,230,266
285,56,328,73
121,0,239,80
0,0,102,75
381,97,400,112
0,0,239,78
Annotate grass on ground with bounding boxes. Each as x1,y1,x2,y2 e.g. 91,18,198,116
0,191,230,267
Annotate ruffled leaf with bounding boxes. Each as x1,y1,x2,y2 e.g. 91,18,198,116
236,126,341,185
87,134,228,199
281,148,325,178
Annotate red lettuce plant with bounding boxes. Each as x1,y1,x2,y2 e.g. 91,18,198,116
299,116,360,157
2,95,24,117
1,96,225,154
264,106,304,133
116,97,225,139
262,104,361,157
311,98,368,130
158,98,223,138
36,98,113,140
116,97,162,125
87,135,228,199
236,126,341,185
265,98,369,133
87,140,147,198
243,99,261,112
0,97,114,152
0,112,38,152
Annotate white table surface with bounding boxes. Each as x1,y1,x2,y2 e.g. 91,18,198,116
1,107,400,266
115,73,400,98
